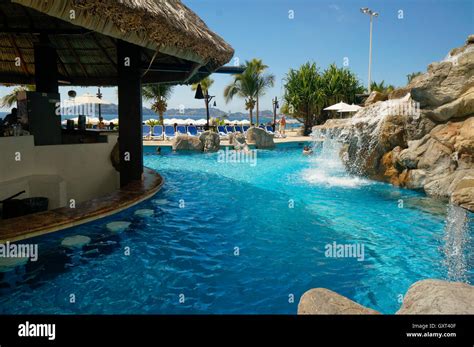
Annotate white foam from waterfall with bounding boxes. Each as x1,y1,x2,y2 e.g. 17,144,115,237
442,204,471,283
302,129,372,188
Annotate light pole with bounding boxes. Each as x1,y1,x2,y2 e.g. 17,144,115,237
272,96,279,131
96,87,103,122
360,7,379,94
194,83,216,130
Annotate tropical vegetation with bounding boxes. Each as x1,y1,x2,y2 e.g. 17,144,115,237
142,84,174,125
370,80,395,94
0,85,35,108
283,62,364,134
407,72,423,83
223,59,274,125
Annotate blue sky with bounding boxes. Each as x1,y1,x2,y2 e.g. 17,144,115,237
0,0,472,113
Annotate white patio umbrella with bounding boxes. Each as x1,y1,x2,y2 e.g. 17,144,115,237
323,101,351,111
73,93,111,105
324,101,352,118
338,104,362,113
194,119,207,125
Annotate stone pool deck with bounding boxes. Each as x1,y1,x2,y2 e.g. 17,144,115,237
0,168,163,243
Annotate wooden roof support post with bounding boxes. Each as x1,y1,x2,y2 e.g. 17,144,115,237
33,34,59,93
117,39,143,187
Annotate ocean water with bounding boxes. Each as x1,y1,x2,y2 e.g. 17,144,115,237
0,143,472,314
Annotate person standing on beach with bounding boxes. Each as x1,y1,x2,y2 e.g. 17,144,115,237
279,115,286,135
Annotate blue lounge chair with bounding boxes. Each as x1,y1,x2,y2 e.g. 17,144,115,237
226,125,235,134
258,124,265,129
242,126,250,133
187,126,198,136
142,125,151,139
265,125,275,135
176,125,187,135
152,125,163,140
217,126,228,137
164,125,175,140
235,126,243,133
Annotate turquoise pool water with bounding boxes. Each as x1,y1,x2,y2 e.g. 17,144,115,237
0,143,472,314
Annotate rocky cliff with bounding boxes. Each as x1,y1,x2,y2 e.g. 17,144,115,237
314,35,474,211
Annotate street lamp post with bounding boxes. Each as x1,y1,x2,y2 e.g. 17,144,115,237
360,7,379,94
272,96,279,131
194,83,216,130
97,87,103,122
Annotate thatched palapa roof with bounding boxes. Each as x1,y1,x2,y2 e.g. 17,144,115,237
0,0,234,85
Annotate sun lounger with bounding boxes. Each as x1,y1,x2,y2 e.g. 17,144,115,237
187,126,198,136
226,125,235,134
265,125,275,135
217,126,228,137
176,125,187,135
242,125,250,133
142,125,151,139
234,126,243,133
164,125,176,140
151,125,163,140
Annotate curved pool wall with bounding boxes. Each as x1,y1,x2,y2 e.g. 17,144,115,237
0,142,472,314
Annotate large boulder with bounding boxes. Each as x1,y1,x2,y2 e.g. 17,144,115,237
246,127,275,149
199,131,220,152
410,41,474,109
397,279,474,314
298,288,380,314
364,91,387,106
172,135,204,151
424,86,474,122
451,175,474,211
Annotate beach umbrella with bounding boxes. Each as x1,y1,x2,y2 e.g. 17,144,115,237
73,93,111,105
338,103,362,113
195,119,207,125
324,101,351,118
323,101,351,111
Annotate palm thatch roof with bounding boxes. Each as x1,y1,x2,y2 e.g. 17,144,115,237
0,0,234,86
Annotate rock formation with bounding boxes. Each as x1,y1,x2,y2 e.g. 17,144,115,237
396,279,474,314
313,35,474,211
172,135,204,151
298,288,380,314
171,132,220,152
199,131,220,152
298,279,474,314
246,127,275,149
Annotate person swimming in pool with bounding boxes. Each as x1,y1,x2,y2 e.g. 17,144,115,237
302,146,313,155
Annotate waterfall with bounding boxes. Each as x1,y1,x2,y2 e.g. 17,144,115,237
442,204,471,283
301,128,371,188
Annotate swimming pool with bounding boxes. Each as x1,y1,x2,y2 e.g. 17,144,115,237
0,142,472,314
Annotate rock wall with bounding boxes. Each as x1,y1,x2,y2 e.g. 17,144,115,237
314,35,474,211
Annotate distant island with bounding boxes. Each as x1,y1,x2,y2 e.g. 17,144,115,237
98,104,277,121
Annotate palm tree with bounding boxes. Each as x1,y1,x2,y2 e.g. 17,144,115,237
245,59,274,125
1,85,35,108
142,84,174,125
370,80,395,94
191,76,214,96
223,66,259,125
